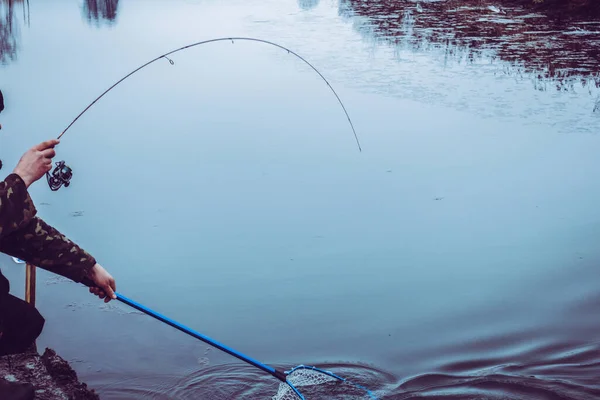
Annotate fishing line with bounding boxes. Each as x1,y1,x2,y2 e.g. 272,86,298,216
48,37,361,191
61,40,376,398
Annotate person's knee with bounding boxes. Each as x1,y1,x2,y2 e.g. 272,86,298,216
26,306,45,341
0,295,45,354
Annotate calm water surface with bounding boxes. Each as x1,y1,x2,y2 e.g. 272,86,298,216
1,0,600,398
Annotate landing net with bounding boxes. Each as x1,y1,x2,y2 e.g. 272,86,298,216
272,365,378,400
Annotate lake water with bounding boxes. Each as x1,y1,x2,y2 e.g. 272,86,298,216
1,0,600,398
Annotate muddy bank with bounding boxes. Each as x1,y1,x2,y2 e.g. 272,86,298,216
0,348,99,400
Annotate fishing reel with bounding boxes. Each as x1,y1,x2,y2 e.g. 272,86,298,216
46,160,73,191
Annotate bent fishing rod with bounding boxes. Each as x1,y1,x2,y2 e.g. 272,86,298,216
47,37,362,191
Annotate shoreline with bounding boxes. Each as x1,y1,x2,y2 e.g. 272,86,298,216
0,348,99,400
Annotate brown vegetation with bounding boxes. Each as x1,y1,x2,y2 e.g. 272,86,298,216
513,0,600,19
340,0,600,90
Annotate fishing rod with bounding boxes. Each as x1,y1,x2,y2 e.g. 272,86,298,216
47,37,362,191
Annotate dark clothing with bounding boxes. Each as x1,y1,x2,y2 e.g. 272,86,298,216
0,293,45,356
0,89,4,113
0,380,34,400
0,268,7,295
0,172,97,355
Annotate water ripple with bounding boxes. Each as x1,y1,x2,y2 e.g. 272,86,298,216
92,351,600,399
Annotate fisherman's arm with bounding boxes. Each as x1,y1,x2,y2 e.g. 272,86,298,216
0,139,57,242
0,217,116,301
0,173,37,240
0,216,96,282
0,139,116,300
0,139,83,275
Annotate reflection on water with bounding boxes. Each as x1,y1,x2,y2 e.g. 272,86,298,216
0,0,118,63
0,0,21,64
82,0,120,26
339,0,600,93
298,0,320,12
1,0,598,101
3,0,600,399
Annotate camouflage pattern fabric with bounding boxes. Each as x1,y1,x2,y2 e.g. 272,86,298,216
0,173,96,288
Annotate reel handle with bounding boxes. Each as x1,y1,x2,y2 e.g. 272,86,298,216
47,160,73,191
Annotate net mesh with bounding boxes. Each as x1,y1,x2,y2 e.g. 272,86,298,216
272,368,340,400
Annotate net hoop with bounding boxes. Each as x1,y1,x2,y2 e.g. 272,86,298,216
273,364,379,400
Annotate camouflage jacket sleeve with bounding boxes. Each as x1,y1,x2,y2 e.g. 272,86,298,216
0,173,96,283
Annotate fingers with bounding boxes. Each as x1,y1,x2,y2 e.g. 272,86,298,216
40,145,57,173
90,282,115,302
88,264,117,302
34,139,60,151
40,148,56,159
103,279,117,301
89,286,107,299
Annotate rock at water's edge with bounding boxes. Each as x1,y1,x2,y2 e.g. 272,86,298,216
0,347,100,399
